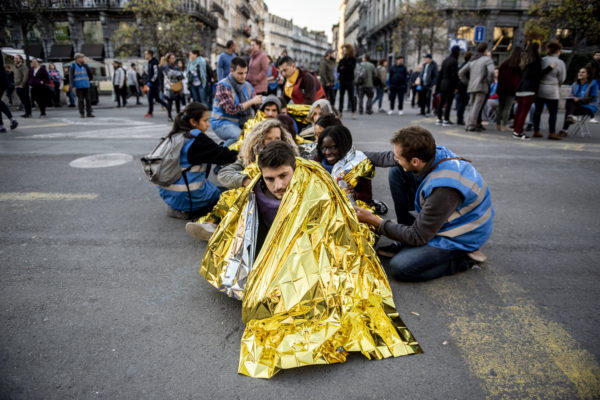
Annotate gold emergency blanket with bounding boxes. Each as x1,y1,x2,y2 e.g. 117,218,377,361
199,158,421,378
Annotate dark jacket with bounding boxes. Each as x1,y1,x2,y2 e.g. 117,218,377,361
517,58,552,93
28,65,51,87
437,54,459,92
419,61,438,89
388,64,408,89
337,57,356,85
496,63,521,96
587,58,600,81
147,57,160,85
0,55,8,91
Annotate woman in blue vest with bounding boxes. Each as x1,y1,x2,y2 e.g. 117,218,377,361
159,102,238,219
559,66,599,136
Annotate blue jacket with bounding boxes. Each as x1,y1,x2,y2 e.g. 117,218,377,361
416,146,494,252
210,77,253,130
571,80,599,114
69,63,92,89
158,130,221,211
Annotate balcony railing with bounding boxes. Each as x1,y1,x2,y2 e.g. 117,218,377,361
438,0,530,10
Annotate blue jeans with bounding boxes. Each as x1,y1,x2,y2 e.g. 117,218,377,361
213,123,241,147
67,87,76,105
372,85,384,109
388,166,422,225
455,92,469,124
389,245,469,281
190,84,206,104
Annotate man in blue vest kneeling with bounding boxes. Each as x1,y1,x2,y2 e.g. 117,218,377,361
355,126,494,281
210,57,263,147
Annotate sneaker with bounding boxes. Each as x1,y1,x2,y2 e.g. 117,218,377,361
0,127,6,134
87,113,95,118
590,117,598,124
10,120,18,130
467,250,487,263
476,123,486,131
185,222,217,241
558,129,568,137
466,126,482,132
435,119,443,125
68,104,75,108
398,110,404,115
387,110,395,115
547,132,563,140
566,115,576,124
144,113,153,118
376,242,403,258
442,120,454,127
21,114,32,118
371,199,388,216
80,113,85,118
512,132,530,140
525,123,533,132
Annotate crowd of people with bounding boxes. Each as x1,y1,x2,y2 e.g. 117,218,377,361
148,54,495,374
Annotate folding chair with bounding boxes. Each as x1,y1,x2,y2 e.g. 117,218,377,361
568,115,592,138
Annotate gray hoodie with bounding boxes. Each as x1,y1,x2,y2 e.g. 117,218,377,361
537,55,566,100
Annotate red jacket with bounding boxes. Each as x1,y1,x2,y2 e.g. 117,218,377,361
288,68,326,105
247,50,269,93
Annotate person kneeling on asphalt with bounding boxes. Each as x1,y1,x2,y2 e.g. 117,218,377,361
354,126,494,281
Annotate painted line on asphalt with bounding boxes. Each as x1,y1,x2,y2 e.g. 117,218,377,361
0,192,99,201
12,122,70,130
426,268,600,399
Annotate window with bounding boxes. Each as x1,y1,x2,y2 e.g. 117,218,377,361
492,26,514,52
83,21,103,43
457,26,474,46
54,22,70,43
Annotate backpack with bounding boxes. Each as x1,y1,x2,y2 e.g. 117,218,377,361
140,131,194,187
354,63,366,85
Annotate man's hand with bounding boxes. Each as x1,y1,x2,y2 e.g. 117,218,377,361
251,94,263,105
242,177,251,187
343,184,355,199
353,206,382,228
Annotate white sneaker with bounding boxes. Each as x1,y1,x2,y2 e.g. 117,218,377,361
185,222,217,241
387,110,395,115
398,110,404,116
590,117,598,124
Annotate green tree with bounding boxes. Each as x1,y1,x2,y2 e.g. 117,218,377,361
395,0,446,60
528,0,600,68
112,0,209,58
3,0,47,67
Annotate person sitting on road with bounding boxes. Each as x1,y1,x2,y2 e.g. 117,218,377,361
315,125,387,215
299,98,336,140
210,57,263,147
198,141,421,378
158,102,238,220
185,119,297,239
558,66,599,137
259,94,297,138
278,56,326,105
355,126,494,282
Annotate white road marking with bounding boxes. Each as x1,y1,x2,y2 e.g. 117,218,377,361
69,153,133,168
0,192,99,201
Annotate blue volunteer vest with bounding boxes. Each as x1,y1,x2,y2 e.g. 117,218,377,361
415,145,494,252
72,63,90,89
158,129,221,211
210,77,253,129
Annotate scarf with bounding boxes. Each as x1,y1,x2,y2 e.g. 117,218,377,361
284,68,300,99
187,56,206,86
227,73,254,124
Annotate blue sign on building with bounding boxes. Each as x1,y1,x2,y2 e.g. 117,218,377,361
474,26,485,42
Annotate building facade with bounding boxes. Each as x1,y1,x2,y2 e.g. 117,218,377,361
264,13,331,71
0,0,218,62
355,0,533,66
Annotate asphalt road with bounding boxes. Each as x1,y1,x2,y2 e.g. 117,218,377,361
1,98,599,399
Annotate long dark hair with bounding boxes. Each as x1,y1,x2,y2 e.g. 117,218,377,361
501,46,523,69
520,42,540,70
316,125,353,162
168,102,209,136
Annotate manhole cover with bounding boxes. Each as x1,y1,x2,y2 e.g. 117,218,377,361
70,153,133,168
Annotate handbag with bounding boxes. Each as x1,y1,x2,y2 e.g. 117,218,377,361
143,84,150,94
170,80,183,93
62,83,70,93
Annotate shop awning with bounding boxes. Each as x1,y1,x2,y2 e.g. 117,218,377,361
49,44,73,61
81,44,104,59
24,44,44,60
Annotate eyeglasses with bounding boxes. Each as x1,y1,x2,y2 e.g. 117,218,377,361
320,145,337,153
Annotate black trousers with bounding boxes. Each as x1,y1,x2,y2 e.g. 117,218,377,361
16,87,32,115
437,89,455,121
338,83,356,113
76,88,92,115
562,99,593,130
114,85,127,106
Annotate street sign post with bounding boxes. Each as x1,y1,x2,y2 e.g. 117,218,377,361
474,26,485,42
